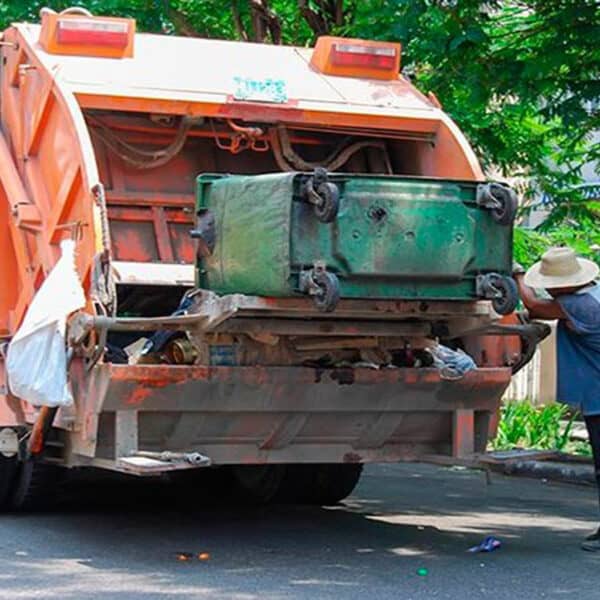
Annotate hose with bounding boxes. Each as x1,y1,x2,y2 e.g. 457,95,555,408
269,128,294,171
86,114,201,170
271,124,391,172
87,113,391,173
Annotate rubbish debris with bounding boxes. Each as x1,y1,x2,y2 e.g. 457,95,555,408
6,239,85,407
175,551,211,562
124,337,150,365
176,552,194,561
416,567,429,576
467,536,501,553
427,343,477,380
141,294,195,360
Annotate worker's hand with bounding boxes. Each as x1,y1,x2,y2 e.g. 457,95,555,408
512,261,526,277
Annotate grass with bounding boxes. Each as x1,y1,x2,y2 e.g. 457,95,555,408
567,440,593,458
490,400,591,456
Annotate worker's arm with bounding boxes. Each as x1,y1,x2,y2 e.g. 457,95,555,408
514,273,566,320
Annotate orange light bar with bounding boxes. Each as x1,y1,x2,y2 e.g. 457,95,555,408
310,36,401,81
39,12,135,58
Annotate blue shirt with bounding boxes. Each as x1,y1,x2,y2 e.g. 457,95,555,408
556,283,600,415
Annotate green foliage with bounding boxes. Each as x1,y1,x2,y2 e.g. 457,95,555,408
0,1,598,216
535,187,600,233
514,225,600,269
569,440,593,458
361,1,600,203
0,1,234,38
513,228,549,269
492,400,577,452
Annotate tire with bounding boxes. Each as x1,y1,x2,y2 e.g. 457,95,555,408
0,455,18,510
169,466,236,507
276,463,363,506
313,182,340,223
9,460,64,512
273,464,316,504
312,270,340,313
488,183,517,225
230,465,286,504
310,464,363,505
490,275,519,315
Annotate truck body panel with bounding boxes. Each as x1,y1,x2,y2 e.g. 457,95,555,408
67,364,510,467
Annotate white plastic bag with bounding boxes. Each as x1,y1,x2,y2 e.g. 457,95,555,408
6,239,85,407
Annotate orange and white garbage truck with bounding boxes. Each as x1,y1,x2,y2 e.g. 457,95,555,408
0,8,547,509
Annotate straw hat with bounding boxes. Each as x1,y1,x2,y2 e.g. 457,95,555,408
524,247,599,289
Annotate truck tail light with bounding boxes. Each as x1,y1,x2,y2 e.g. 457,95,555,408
39,10,135,58
310,36,401,81
330,43,397,70
56,18,129,48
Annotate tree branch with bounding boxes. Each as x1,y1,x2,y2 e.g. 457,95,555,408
161,0,199,36
250,0,282,44
298,0,330,36
231,0,249,41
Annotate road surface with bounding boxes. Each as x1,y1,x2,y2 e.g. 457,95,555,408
0,463,598,599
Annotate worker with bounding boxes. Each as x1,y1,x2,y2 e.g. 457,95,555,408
513,246,600,551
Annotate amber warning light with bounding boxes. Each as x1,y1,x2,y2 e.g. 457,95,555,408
331,43,397,70
56,18,129,48
39,10,135,58
311,36,401,81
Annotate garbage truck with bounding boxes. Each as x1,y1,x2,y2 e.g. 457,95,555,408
0,8,548,509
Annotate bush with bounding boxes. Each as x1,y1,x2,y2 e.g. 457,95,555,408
513,226,600,270
491,401,577,452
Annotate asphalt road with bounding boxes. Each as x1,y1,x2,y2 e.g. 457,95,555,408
0,463,598,600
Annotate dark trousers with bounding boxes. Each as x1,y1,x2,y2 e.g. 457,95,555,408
584,415,600,517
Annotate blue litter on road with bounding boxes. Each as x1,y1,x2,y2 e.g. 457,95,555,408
468,536,501,553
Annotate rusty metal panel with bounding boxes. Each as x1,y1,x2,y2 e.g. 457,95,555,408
67,363,510,465
452,409,475,458
109,219,159,262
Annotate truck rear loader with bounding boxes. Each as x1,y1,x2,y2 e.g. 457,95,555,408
0,8,547,508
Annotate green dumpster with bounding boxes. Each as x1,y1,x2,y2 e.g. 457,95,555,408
193,171,518,313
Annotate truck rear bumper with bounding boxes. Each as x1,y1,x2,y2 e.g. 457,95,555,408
65,364,511,469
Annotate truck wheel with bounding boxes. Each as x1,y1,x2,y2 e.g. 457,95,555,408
312,270,340,313
490,275,519,315
231,465,286,504
308,464,363,505
0,456,18,510
313,182,340,223
273,464,315,503
9,460,63,511
276,464,363,505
